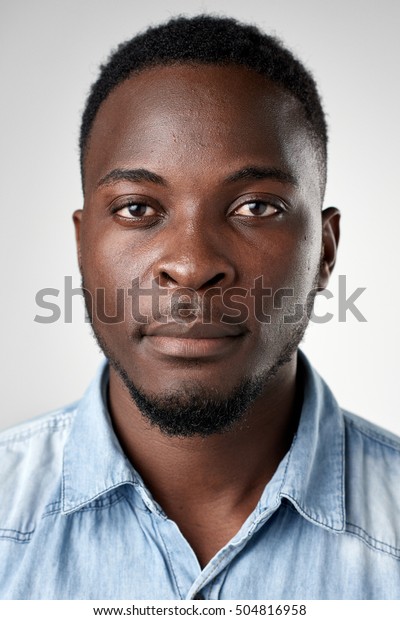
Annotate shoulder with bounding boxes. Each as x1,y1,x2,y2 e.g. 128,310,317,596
344,409,400,470
0,402,77,442
0,404,77,539
0,402,77,458
342,410,400,558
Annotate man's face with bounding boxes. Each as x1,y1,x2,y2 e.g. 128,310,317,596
74,64,334,434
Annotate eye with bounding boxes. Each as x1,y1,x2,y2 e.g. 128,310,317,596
115,202,157,219
232,200,281,218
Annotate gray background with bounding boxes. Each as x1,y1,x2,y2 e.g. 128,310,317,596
1,0,399,432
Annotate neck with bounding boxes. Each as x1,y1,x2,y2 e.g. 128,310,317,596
108,355,302,565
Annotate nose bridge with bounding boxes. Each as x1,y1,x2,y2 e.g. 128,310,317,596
152,210,235,290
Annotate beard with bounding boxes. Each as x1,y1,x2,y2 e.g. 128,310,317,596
101,335,302,438
83,271,318,438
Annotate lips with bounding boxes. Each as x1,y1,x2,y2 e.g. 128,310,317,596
140,321,247,359
141,322,244,338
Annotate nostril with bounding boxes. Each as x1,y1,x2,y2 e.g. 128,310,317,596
206,273,225,287
160,271,178,285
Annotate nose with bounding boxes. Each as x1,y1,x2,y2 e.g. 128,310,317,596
152,223,236,291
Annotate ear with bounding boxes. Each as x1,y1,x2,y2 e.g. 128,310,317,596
319,207,340,290
73,209,83,273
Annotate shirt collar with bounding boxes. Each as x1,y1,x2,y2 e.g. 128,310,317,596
62,352,345,532
278,350,345,532
62,360,137,514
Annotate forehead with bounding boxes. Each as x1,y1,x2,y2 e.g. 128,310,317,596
84,64,320,201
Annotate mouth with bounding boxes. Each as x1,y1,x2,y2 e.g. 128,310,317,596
140,322,247,360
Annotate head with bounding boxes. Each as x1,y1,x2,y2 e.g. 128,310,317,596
74,15,340,437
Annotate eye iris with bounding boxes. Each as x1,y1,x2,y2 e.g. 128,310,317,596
248,202,268,215
127,204,148,217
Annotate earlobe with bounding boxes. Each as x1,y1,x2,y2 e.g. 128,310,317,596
319,207,341,290
73,209,83,273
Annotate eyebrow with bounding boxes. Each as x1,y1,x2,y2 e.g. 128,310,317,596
97,168,167,188
223,166,298,186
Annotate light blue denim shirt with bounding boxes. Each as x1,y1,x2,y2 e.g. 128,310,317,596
1,352,400,600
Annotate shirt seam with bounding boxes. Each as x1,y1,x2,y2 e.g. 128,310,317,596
42,500,62,516
345,522,400,559
284,502,400,560
43,491,126,518
157,524,185,600
344,416,400,453
193,549,230,597
62,482,134,514
0,414,74,446
282,496,344,532
0,528,33,543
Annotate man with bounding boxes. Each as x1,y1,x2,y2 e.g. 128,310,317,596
1,15,399,600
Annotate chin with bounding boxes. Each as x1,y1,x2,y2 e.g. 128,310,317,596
114,362,267,438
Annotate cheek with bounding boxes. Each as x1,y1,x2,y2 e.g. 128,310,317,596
81,226,148,288
240,215,322,344
243,216,322,293
81,225,173,337
80,229,136,329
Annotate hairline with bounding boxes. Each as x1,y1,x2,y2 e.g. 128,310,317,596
81,59,327,198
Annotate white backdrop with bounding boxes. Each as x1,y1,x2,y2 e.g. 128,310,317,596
0,0,399,433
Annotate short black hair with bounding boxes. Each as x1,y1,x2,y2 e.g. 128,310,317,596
80,15,327,192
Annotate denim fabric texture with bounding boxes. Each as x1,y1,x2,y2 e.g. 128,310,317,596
1,351,400,599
